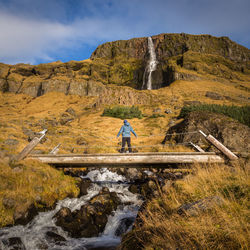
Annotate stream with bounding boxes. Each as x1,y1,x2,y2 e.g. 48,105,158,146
0,168,144,250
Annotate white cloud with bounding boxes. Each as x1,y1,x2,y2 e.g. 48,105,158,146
0,12,76,64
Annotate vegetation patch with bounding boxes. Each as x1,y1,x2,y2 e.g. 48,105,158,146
0,159,79,227
102,105,143,119
122,162,249,249
179,104,250,127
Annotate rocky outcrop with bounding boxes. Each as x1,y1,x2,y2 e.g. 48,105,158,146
163,111,250,152
0,33,249,96
54,187,121,238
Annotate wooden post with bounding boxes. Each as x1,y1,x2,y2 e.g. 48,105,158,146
16,130,47,161
189,142,205,153
50,143,61,155
199,130,238,160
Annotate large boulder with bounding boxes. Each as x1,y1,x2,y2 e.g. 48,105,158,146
54,188,121,238
163,111,250,152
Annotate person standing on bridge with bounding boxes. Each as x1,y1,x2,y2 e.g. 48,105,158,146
117,120,137,153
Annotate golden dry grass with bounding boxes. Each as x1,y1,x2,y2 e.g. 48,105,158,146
122,162,250,249
0,77,249,156
0,158,79,227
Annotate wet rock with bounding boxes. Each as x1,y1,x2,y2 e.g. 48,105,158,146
205,91,224,100
55,190,121,238
78,178,92,196
45,231,66,244
14,203,38,225
177,196,224,216
1,237,26,250
115,217,135,236
128,184,138,194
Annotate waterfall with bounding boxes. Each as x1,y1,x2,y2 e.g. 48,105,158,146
142,37,158,90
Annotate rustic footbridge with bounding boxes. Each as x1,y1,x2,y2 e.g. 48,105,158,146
16,129,238,168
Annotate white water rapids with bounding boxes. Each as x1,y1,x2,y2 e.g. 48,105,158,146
0,168,143,250
142,37,158,90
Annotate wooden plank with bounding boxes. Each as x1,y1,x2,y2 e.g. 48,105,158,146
16,130,47,161
199,130,238,160
27,152,224,167
189,142,205,152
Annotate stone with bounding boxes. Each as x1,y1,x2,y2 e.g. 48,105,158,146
164,109,172,114
76,137,87,146
65,107,76,117
205,91,224,100
55,190,121,238
177,196,224,216
163,111,250,152
115,217,135,236
1,237,26,250
45,231,66,244
78,178,92,196
14,203,38,225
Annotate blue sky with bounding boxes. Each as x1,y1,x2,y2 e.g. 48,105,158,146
0,0,249,65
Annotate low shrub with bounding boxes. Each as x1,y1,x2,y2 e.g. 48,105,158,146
179,104,250,127
102,105,143,119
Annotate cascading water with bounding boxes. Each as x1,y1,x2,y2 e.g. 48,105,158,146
142,37,158,90
0,168,143,250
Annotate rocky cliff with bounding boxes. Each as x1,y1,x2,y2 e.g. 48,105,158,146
0,33,249,99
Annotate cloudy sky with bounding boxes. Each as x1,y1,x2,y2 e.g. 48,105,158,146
0,0,249,65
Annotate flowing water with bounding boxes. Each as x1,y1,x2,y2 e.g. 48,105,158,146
0,168,143,250
142,37,158,90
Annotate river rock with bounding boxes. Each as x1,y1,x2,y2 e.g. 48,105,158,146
1,237,26,250
78,178,92,196
54,188,121,238
45,231,66,244
14,203,38,225
115,217,135,236
177,196,224,216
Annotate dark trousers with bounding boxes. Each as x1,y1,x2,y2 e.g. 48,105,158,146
121,137,132,153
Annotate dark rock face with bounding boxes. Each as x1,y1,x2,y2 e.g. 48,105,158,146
0,33,249,96
13,203,38,225
163,111,250,152
45,231,66,244
78,178,92,196
115,217,135,236
54,188,121,238
1,237,26,250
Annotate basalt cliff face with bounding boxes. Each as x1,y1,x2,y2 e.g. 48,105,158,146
0,33,249,100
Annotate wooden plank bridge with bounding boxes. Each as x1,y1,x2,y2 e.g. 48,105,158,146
26,152,224,168
17,129,239,168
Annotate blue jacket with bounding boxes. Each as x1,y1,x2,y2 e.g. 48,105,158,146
117,121,137,138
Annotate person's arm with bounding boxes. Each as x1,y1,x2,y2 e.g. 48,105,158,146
130,126,137,137
117,126,123,138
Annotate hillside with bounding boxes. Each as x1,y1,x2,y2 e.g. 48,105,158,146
0,33,249,249
0,33,249,99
